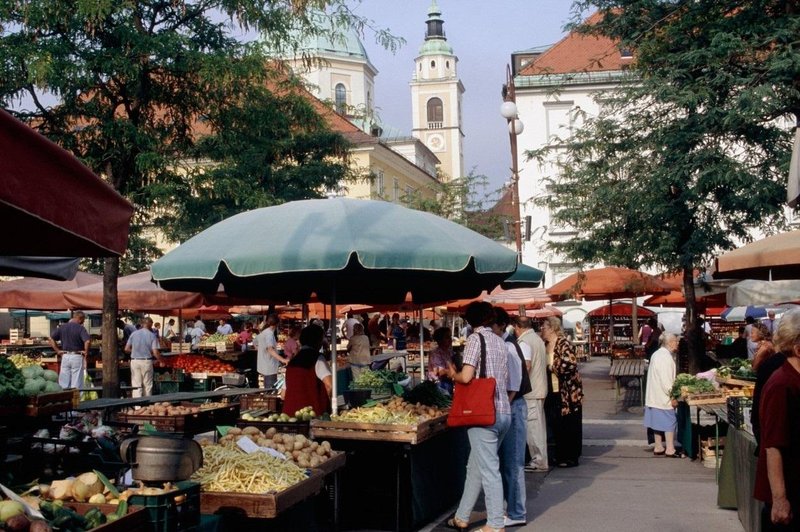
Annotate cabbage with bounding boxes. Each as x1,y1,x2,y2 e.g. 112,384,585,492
23,380,41,396
44,381,62,393
42,369,58,382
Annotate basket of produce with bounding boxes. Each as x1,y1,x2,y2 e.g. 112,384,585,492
349,369,409,396
117,402,239,435
237,406,315,435
195,435,328,518
670,373,716,401
311,397,449,445
221,373,246,386
717,358,756,381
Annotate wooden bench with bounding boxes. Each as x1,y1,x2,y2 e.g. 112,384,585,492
609,358,646,406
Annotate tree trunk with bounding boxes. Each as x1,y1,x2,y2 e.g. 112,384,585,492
102,257,120,398
682,267,702,375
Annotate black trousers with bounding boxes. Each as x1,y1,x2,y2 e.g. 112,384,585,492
554,409,583,464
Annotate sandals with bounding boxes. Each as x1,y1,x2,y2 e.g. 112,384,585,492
653,449,666,456
447,517,469,531
665,450,684,458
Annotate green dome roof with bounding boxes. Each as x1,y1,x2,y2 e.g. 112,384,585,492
418,0,453,56
295,28,372,63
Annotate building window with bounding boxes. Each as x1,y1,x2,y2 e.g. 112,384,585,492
376,170,385,196
427,97,443,128
430,60,435,68
393,178,400,201
446,60,450,69
335,83,347,114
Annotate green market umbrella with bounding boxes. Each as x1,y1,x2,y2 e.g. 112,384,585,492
151,198,519,304
151,198,520,413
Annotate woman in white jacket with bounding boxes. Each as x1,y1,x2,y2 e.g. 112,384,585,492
644,333,681,457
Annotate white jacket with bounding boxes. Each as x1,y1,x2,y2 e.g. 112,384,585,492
645,346,676,410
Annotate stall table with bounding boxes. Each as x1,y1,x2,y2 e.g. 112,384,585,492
609,358,646,405
718,425,761,532
309,420,467,532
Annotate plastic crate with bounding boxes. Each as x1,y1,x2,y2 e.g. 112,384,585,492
221,373,245,386
156,380,191,395
127,480,201,532
190,377,213,392
727,396,753,429
156,369,186,382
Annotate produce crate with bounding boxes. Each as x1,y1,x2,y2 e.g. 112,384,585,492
156,380,191,395
239,392,282,412
727,396,753,429
170,342,192,353
701,436,726,458
685,392,726,406
128,480,201,532
235,417,310,436
117,403,237,435
156,369,186,382
64,502,149,532
309,414,449,445
200,469,325,518
25,389,78,416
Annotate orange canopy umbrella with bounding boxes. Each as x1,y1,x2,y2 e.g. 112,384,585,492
0,271,101,310
588,303,655,318
714,230,800,280
64,271,204,312
547,267,674,301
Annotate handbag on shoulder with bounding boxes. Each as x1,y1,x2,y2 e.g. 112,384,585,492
446,332,497,427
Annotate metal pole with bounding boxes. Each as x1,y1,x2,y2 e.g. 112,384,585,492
504,64,523,263
330,286,338,415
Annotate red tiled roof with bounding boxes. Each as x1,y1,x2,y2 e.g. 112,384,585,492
518,12,631,76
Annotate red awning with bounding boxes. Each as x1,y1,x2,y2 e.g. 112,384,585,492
0,271,102,310
0,109,133,257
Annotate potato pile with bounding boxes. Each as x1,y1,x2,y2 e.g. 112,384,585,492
216,427,334,469
385,396,448,419
125,402,200,416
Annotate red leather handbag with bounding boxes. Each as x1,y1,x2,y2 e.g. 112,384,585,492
447,333,496,428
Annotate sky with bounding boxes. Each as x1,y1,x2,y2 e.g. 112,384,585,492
347,0,577,194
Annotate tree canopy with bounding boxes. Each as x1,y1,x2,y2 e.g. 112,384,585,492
0,0,397,394
527,0,799,370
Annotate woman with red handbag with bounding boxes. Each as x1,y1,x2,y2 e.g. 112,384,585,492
445,302,511,532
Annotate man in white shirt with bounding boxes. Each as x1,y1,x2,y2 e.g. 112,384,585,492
189,321,205,351
341,313,360,340
216,319,233,335
515,316,550,472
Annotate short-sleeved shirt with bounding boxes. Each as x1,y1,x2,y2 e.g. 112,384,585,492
52,321,90,352
754,359,800,506
126,328,159,359
194,320,206,332
189,327,204,347
216,323,233,335
462,327,510,415
505,340,523,393
257,327,279,375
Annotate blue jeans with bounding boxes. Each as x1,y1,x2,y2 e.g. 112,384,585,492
456,412,512,529
58,353,84,390
500,398,528,521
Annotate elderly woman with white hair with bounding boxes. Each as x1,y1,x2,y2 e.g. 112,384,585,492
644,333,682,457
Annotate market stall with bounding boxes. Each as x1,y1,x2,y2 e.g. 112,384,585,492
587,303,654,358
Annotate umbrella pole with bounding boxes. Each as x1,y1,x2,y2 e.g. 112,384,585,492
631,298,639,350
419,305,424,384
330,287,338,416
609,299,614,357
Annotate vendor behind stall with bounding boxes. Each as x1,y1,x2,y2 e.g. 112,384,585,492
283,324,332,416
125,317,165,397
347,323,371,380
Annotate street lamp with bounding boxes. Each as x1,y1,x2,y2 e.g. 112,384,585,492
501,64,524,263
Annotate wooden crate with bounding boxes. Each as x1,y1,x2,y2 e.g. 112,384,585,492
313,449,346,476
200,469,325,518
170,342,193,353
25,389,78,416
686,392,726,406
118,403,237,434
309,414,448,445
239,392,282,412
236,418,310,436
64,503,149,531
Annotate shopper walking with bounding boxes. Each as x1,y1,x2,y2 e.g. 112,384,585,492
125,317,165,397
540,316,583,468
48,311,91,390
644,333,681,457
445,302,510,532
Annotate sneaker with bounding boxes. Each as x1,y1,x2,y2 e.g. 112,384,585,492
525,461,549,472
504,516,526,527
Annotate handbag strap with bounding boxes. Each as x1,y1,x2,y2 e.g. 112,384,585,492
478,332,487,378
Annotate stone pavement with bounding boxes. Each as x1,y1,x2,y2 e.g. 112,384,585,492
426,357,743,532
